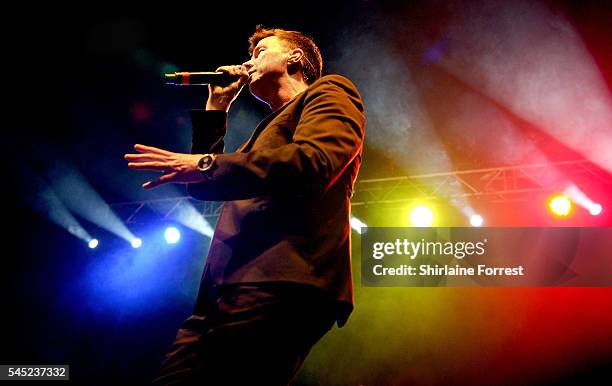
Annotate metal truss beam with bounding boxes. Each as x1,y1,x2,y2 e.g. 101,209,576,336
110,196,223,224
110,160,611,222
351,160,612,206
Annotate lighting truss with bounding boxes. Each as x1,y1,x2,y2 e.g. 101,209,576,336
351,160,611,207
110,160,611,222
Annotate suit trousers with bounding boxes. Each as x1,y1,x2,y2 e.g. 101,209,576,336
151,282,338,386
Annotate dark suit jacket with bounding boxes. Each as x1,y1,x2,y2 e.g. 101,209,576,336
186,74,365,326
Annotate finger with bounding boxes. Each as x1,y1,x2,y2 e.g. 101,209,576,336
143,172,178,189
230,65,244,76
236,65,250,77
124,153,166,162
215,65,232,73
233,65,248,81
230,68,248,87
133,144,173,155
128,161,169,171
216,65,244,76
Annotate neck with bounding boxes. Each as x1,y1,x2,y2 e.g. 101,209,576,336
262,73,309,111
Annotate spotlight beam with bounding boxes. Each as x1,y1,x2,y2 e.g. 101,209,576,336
47,161,137,243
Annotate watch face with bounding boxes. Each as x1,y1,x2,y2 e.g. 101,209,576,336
198,154,215,171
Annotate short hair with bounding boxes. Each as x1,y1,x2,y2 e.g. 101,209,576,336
248,25,323,84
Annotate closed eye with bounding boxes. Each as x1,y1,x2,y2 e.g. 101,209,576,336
254,47,266,58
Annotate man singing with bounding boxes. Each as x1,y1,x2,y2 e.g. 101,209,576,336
125,25,365,385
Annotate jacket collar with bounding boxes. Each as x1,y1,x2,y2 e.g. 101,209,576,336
238,89,307,153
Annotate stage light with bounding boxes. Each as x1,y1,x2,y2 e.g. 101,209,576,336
589,203,602,216
350,216,368,234
131,238,143,248
165,227,181,244
563,184,602,217
548,195,571,217
150,199,214,237
409,205,434,227
470,214,484,227
88,239,99,249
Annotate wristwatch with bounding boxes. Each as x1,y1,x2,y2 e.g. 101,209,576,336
197,153,217,174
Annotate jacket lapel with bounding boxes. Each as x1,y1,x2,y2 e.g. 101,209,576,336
237,109,282,153
237,90,306,153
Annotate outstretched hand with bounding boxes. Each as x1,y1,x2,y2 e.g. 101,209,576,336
125,144,205,189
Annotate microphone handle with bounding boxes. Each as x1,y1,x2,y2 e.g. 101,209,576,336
164,72,239,86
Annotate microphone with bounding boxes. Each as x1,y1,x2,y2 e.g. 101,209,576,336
164,72,240,86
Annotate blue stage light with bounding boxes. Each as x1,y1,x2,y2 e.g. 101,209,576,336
165,227,181,244
88,239,99,249
131,238,143,248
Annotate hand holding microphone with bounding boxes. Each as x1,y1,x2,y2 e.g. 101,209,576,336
204,65,249,112
164,65,248,111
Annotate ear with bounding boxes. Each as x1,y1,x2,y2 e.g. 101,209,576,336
286,48,305,66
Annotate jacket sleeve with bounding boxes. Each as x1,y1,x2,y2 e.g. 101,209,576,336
189,109,228,154
187,75,365,201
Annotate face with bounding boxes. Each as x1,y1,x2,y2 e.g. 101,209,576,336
243,36,291,98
